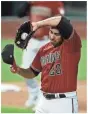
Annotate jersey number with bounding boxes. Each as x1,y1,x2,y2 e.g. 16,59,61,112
49,63,62,76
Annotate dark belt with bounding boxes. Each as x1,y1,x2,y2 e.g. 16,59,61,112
43,93,66,100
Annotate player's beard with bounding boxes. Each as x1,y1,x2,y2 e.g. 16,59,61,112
51,38,64,47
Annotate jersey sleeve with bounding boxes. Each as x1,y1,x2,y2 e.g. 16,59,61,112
63,30,82,53
56,16,73,39
31,49,42,73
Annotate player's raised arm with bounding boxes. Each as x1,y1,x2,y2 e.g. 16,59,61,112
32,16,73,39
32,16,62,31
37,16,62,28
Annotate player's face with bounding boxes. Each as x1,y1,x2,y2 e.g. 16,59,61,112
49,28,63,47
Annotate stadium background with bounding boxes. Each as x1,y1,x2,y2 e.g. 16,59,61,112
1,1,87,113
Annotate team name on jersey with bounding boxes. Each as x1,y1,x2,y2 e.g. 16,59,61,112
40,51,61,66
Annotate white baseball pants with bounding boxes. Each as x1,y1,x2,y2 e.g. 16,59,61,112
35,91,78,113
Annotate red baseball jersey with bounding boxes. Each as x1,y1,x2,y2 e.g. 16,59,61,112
31,29,81,93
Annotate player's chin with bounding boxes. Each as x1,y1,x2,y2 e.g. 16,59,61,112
52,41,63,47
51,41,55,46
51,41,58,47
51,42,57,47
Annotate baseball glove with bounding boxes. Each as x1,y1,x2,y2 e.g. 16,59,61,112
1,44,14,65
15,21,35,49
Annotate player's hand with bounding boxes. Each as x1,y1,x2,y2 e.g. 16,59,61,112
10,65,17,73
32,22,39,31
10,61,19,74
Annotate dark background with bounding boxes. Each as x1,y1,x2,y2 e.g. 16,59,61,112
1,1,87,16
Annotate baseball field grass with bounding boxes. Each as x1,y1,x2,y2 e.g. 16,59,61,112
1,39,87,113
1,106,34,113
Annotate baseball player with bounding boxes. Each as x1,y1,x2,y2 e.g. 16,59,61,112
17,1,65,107
10,15,81,113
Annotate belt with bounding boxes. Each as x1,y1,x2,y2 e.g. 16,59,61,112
43,93,66,100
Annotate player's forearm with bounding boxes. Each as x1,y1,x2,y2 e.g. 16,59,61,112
37,16,62,27
17,67,35,79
